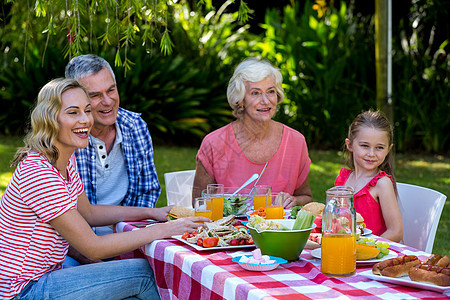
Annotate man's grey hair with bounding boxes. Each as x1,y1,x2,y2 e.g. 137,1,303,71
65,54,116,82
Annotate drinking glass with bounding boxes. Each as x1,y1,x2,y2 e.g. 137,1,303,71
206,184,224,221
194,197,213,220
265,193,286,219
253,185,272,210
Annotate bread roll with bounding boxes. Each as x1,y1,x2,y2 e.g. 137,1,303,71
372,255,420,278
409,264,450,287
301,202,325,217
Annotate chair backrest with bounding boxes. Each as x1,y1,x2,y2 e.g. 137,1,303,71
396,182,446,253
164,170,196,208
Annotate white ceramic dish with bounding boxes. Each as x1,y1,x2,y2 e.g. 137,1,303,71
310,248,398,264
361,228,373,236
172,235,255,251
232,255,287,271
359,270,449,294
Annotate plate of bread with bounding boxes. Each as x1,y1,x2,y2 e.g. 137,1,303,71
360,254,450,294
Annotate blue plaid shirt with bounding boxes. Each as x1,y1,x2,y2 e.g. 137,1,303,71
75,107,161,207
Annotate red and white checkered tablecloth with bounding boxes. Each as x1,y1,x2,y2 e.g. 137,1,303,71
115,222,449,300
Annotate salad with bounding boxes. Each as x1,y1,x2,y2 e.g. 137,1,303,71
223,195,250,217
181,215,254,248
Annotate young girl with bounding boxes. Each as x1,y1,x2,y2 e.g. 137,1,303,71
335,110,403,242
0,78,207,300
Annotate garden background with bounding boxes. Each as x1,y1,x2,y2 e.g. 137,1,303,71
0,0,449,255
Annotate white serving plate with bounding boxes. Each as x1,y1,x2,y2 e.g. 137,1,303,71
361,228,372,236
310,248,398,264
359,270,449,294
172,235,255,251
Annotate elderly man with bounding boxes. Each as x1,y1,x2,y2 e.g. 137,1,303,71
65,54,161,237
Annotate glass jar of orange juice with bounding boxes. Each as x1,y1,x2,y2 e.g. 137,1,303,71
321,186,356,277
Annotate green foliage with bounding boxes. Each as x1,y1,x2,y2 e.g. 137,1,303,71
248,1,376,149
116,1,253,143
0,45,67,134
0,1,250,142
117,49,231,143
0,1,447,152
1,0,250,65
392,10,449,152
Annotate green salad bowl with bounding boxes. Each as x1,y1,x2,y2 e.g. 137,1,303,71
247,219,316,261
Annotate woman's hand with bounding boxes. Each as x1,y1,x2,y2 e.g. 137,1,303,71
282,193,301,209
283,177,313,209
161,217,210,238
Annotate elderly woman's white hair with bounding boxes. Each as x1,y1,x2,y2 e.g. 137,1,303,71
227,58,285,119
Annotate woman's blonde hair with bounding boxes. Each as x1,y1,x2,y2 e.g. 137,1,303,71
227,58,284,119
12,78,87,166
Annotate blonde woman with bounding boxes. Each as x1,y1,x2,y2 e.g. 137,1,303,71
0,78,206,300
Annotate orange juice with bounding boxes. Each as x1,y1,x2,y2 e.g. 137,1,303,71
253,195,267,210
211,197,224,221
265,205,283,219
321,233,356,276
195,210,213,219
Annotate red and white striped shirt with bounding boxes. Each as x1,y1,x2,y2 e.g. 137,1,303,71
0,151,83,299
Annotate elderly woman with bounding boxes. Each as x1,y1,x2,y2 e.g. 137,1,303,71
192,58,313,208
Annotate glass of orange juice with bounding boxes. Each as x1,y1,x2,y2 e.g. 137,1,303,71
321,233,356,276
194,197,213,220
265,193,285,219
253,185,271,211
206,184,224,221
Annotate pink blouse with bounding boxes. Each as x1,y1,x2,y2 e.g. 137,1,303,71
335,168,393,236
196,123,311,194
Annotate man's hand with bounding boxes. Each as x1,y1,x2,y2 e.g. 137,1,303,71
151,205,174,221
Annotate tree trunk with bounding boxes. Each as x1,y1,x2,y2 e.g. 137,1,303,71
375,0,393,123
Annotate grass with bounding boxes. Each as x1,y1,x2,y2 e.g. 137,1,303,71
1,135,449,256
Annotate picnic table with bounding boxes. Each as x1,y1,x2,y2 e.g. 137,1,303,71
115,221,449,299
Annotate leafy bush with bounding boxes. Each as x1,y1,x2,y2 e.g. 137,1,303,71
248,1,376,149
0,45,67,134
0,1,250,144
392,2,449,153
0,1,447,152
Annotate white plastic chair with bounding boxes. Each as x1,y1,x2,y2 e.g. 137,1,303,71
164,170,196,209
397,182,446,253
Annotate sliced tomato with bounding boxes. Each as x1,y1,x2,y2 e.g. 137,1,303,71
234,225,247,230
229,239,239,246
196,238,203,246
245,238,254,245
239,239,246,245
181,232,190,240
202,237,219,248
188,231,199,238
